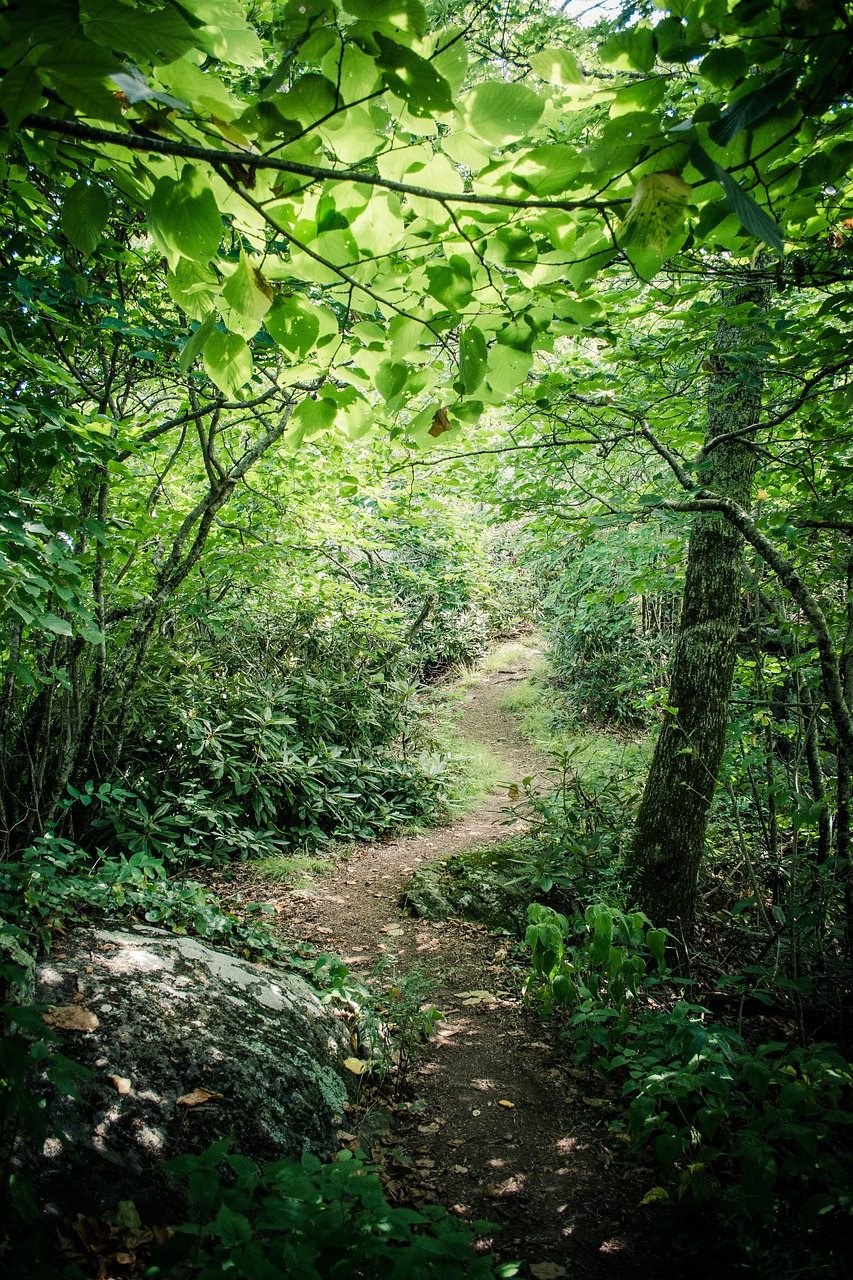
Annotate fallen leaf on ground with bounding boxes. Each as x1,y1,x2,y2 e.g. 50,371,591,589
343,1057,370,1075
453,1164,469,1174
176,1088,223,1107
498,1099,515,1108
42,1005,99,1032
530,1265,567,1279
458,990,498,1005
107,1075,132,1095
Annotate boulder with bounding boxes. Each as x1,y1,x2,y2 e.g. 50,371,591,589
26,926,350,1219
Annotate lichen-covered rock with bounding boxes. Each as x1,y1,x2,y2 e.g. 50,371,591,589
26,927,349,1218
402,845,532,933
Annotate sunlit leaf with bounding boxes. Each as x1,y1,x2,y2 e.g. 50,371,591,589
60,180,110,257
203,331,253,397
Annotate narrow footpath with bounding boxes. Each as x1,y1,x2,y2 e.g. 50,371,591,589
218,642,679,1279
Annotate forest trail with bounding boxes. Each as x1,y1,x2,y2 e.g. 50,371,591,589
216,641,671,1280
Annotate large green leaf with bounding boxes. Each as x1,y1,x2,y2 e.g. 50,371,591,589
426,254,473,312
709,68,798,147
460,82,543,145
375,35,453,116
36,39,124,122
84,0,198,64
0,65,47,131
529,47,583,86
203,331,253,397
265,295,322,357
345,0,427,36
285,394,337,450
699,46,747,89
220,252,273,339
599,28,656,73
167,259,220,322
60,180,110,257
691,145,784,254
147,165,222,268
458,324,487,394
178,313,216,373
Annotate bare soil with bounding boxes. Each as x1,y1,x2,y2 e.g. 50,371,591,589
212,643,685,1279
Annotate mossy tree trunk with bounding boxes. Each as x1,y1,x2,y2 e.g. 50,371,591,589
625,279,769,934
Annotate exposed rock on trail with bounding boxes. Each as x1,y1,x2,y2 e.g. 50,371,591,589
26,926,349,1219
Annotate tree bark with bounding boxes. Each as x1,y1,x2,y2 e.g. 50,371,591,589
625,277,768,933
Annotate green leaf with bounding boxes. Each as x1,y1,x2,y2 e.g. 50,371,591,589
460,82,543,145
147,165,222,268
709,69,798,147
699,46,747,89
690,145,784,254
60,180,110,257
213,1201,252,1247
375,35,454,116
285,395,336,450
265,294,322,356
528,47,583,86
167,259,219,322
84,0,198,64
203,331,252,398
179,313,216,373
458,324,487,394
220,251,274,339
426,254,473,312
486,346,532,396
345,0,427,34
599,28,656,74
36,39,124,123
38,612,73,637
0,65,47,131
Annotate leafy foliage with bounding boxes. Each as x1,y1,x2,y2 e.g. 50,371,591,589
155,1143,515,1280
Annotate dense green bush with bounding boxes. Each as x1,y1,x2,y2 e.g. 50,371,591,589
539,524,682,726
83,599,459,862
522,902,853,1276
152,1143,514,1280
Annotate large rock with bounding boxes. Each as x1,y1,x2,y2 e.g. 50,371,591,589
27,927,350,1219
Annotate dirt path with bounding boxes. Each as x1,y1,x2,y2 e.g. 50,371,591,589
216,643,676,1279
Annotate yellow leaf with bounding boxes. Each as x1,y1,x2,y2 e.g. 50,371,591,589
498,1099,515,1108
619,171,691,256
343,1057,370,1075
757,488,769,500
176,1088,223,1107
640,1186,671,1205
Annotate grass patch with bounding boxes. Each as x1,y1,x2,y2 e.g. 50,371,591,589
481,639,546,673
252,852,336,887
438,729,505,816
496,661,650,793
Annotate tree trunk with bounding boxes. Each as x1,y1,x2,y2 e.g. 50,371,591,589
625,277,768,933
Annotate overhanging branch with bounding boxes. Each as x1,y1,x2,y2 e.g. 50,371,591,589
23,113,628,216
